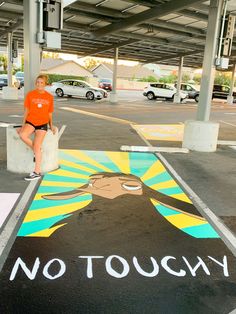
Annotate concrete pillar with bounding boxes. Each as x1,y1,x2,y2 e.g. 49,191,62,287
227,63,236,105
183,0,223,152
7,32,13,87
3,32,18,100
110,47,118,103
196,0,223,121
173,56,183,103
7,126,59,174
183,120,219,152
24,0,42,95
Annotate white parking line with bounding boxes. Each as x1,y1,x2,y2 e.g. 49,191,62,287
0,180,39,272
220,120,236,128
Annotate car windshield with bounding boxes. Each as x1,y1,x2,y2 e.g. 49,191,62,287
15,72,24,78
99,79,112,83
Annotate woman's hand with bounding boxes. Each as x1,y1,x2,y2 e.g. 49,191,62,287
51,126,57,135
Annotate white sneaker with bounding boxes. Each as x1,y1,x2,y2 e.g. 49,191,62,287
24,172,41,181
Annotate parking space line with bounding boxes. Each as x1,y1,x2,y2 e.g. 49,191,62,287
0,180,39,272
220,120,236,128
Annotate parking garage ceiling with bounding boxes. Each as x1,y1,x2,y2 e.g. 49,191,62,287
0,0,236,68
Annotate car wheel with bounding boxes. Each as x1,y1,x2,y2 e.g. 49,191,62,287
194,94,199,102
86,91,95,100
147,92,155,100
56,88,64,97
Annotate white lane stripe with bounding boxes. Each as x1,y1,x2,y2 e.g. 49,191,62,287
0,180,39,272
220,120,236,128
132,124,236,257
58,125,67,140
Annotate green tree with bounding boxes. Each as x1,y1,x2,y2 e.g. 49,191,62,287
84,58,99,70
43,52,60,59
138,76,157,82
214,72,231,86
0,55,7,71
182,73,191,82
159,74,177,83
193,74,201,84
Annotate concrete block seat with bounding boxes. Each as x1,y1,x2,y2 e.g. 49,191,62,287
7,125,59,173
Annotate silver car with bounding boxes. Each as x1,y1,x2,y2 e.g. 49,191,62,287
49,79,108,100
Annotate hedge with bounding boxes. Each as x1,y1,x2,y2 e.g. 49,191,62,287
46,74,87,84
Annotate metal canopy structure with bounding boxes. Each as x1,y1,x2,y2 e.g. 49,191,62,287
0,0,236,68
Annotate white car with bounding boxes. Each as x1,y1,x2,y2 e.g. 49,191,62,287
48,79,108,100
143,83,188,101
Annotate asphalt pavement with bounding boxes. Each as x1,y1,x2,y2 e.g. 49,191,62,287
0,91,236,313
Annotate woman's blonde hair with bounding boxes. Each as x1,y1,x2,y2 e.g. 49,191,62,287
35,74,48,85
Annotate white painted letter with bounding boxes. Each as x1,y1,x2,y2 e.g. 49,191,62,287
133,257,159,277
78,256,104,278
42,259,66,280
105,255,130,278
182,256,210,277
161,256,186,277
10,257,40,281
208,255,229,277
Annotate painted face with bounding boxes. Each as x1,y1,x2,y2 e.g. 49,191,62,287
35,78,46,91
81,174,143,199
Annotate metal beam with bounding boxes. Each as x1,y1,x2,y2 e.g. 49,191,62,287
79,38,139,58
144,50,203,64
0,19,23,39
91,0,205,38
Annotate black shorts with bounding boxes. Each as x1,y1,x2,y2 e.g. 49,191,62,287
25,120,48,131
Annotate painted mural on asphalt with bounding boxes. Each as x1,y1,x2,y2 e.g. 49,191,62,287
18,149,218,238
1,150,236,313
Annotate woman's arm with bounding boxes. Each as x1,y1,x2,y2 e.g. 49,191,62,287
49,113,56,134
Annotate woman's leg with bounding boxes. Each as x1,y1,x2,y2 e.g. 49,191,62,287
33,130,47,174
18,124,35,149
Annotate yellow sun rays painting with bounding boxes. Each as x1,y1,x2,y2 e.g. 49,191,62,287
17,149,219,238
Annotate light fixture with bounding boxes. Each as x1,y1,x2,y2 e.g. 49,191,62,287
121,4,139,13
89,20,101,26
96,0,109,7
64,15,75,22
0,2,5,7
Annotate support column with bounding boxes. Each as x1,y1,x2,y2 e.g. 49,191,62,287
24,0,42,95
110,47,118,103
182,0,223,152
2,32,18,100
227,63,236,105
7,33,13,87
173,56,183,103
196,0,223,121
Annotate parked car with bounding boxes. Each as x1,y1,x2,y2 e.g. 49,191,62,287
0,74,20,89
15,71,24,87
212,84,236,100
143,83,188,101
49,79,108,100
98,78,112,91
175,83,199,102
187,84,236,103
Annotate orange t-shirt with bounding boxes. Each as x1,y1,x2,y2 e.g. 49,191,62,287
24,89,54,126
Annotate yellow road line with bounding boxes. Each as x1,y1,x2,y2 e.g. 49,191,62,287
60,106,136,125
